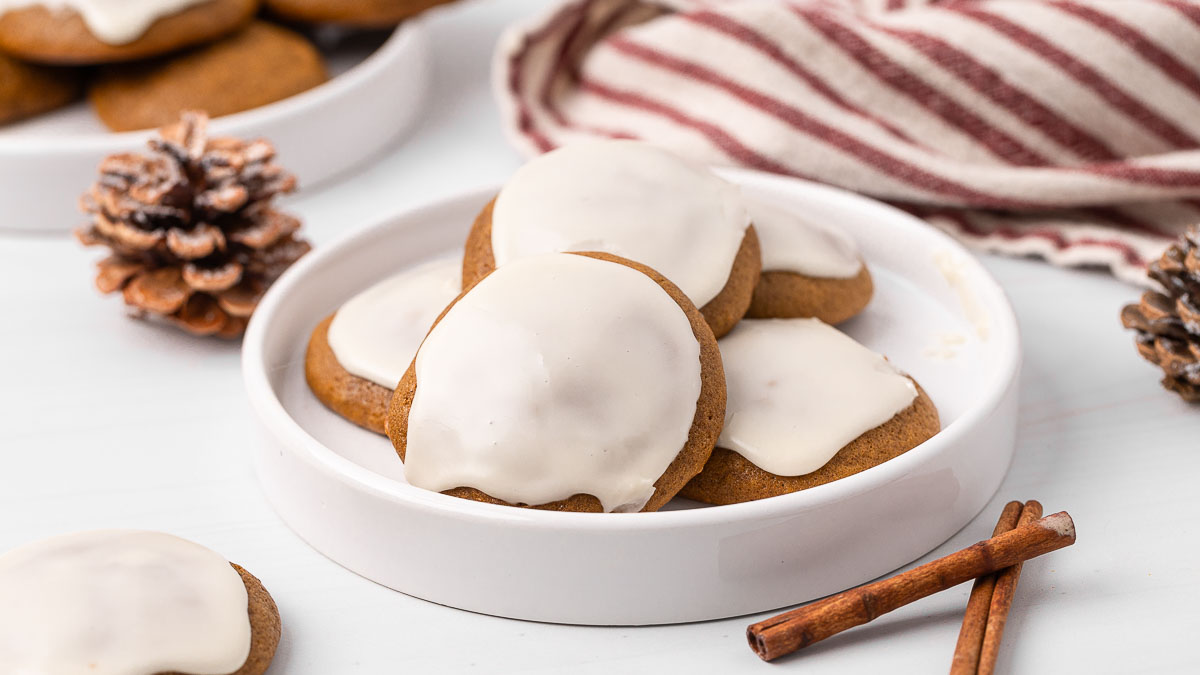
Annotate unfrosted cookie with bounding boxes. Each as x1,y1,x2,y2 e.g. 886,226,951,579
680,319,940,505
0,0,258,65
388,251,726,513
0,530,281,675
89,21,326,132
744,198,873,324
0,52,81,124
305,255,462,435
264,0,453,27
463,141,761,339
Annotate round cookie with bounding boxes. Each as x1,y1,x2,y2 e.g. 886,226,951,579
388,251,726,513
0,530,281,675
0,51,81,124
0,0,258,65
680,319,940,505
89,21,328,132
264,0,454,27
744,198,874,324
305,255,462,435
464,141,761,338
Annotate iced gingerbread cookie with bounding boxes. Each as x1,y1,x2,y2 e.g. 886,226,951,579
0,51,80,124
463,141,761,338
90,21,327,132
264,0,453,27
388,252,726,513
680,319,939,505
306,255,462,435
744,198,873,324
0,0,258,65
0,530,281,675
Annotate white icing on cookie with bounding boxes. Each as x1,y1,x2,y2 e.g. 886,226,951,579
746,198,862,278
490,140,750,308
0,0,207,44
0,530,251,675
718,319,918,476
405,253,702,512
327,255,462,388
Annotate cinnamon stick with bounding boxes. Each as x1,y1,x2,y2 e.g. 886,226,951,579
949,501,1024,675
747,511,1076,662
977,500,1043,675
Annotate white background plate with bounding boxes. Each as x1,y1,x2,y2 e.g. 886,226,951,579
0,21,430,232
242,168,1020,625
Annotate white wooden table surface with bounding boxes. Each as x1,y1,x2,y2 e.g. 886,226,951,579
2,1,1197,672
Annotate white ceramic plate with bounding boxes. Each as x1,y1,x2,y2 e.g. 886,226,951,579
0,22,430,233
242,169,1020,626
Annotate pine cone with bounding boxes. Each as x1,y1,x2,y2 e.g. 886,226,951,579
75,111,311,337
1121,226,1200,402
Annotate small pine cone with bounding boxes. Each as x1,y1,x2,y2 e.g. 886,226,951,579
75,111,310,337
1120,226,1200,402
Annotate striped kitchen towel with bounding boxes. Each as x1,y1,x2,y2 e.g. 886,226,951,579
495,0,1200,283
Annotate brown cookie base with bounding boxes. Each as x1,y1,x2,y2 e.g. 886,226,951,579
305,314,394,435
746,264,874,324
0,53,81,125
388,251,726,513
463,197,761,339
90,21,328,132
159,563,282,675
679,382,939,505
0,0,258,65
264,0,456,27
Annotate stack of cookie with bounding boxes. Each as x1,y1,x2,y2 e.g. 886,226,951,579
0,0,449,130
306,140,941,512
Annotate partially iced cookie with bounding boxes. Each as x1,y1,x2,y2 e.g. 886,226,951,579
744,198,873,324
681,319,939,505
388,252,726,513
306,254,461,435
0,530,280,675
463,140,761,338
0,0,258,65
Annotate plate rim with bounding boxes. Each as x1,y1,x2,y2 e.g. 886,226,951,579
242,168,1021,532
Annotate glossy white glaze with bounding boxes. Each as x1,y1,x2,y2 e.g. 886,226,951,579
327,254,461,388
404,253,701,512
0,530,250,675
747,198,862,278
718,319,917,476
490,140,749,307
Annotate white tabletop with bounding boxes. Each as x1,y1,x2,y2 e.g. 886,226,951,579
2,1,1197,672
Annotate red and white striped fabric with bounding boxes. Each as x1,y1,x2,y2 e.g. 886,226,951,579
495,0,1200,283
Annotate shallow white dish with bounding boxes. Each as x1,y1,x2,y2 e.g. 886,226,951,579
0,21,430,233
242,169,1020,626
